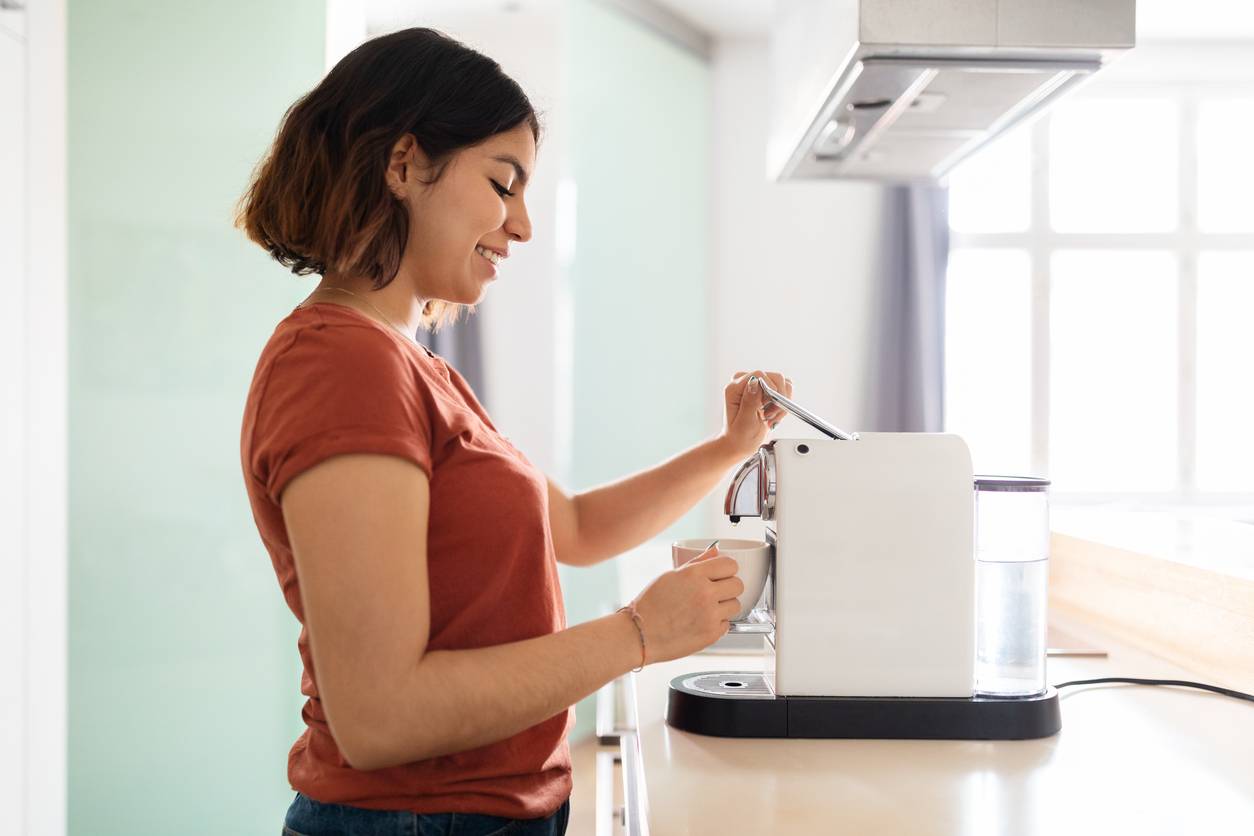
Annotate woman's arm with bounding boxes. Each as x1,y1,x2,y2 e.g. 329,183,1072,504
562,435,742,567
281,450,741,770
566,370,793,567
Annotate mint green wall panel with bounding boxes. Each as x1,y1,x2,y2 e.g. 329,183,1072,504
559,0,711,738
69,2,324,832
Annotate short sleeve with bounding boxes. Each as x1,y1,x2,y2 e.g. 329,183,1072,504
249,324,435,505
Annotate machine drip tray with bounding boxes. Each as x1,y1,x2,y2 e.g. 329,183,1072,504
667,672,1061,740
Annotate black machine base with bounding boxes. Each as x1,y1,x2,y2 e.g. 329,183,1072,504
667,672,1061,740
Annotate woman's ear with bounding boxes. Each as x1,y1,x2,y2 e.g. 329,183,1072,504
385,133,431,199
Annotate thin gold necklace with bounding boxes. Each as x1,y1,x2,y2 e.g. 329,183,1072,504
307,286,418,344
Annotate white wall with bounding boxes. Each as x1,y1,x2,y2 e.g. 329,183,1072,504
702,38,888,537
325,0,368,69
1100,41,1254,83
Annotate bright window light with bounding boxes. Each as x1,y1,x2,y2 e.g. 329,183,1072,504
948,83,1254,510
1049,251,1178,492
944,250,1033,476
1050,98,1178,233
947,126,1031,234
1197,99,1254,234
1196,252,1254,491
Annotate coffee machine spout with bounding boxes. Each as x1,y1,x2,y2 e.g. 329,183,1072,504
724,444,776,523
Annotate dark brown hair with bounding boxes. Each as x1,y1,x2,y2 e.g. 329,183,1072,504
235,28,540,332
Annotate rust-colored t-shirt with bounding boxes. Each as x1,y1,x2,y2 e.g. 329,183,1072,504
239,301,571,818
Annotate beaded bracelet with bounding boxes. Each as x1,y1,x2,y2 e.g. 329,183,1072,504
616,603,647,672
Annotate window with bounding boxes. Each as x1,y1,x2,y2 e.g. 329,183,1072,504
944,85,1254,512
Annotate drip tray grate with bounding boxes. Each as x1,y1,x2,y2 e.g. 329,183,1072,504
681,672,775,699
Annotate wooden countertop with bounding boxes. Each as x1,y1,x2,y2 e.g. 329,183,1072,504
1048,512,1254,695
623,610,1254,835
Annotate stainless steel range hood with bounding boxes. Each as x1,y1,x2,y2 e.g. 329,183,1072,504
769,0,1135,182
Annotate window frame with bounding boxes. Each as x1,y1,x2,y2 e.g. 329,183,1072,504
948,80,1254,514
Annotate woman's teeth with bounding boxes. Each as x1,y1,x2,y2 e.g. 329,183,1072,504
475,245,502,266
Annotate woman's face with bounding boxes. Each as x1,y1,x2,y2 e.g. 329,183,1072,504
389,123,536,305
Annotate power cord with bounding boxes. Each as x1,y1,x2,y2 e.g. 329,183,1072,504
1054,677,1254,704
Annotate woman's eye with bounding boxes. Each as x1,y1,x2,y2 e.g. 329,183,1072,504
490,180,515,198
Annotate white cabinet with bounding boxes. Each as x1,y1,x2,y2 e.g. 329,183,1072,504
595,675,648,835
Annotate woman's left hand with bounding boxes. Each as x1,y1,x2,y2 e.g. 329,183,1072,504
717,369,794,462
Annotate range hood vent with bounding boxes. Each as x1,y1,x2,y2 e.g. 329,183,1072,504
769,0,1135,182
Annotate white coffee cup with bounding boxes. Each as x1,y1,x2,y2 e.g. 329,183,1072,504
671,538,771,621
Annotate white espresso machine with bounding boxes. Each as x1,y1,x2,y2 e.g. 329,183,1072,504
666,378,1060,740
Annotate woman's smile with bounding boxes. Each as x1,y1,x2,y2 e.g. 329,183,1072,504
475,244,506,280
475,244,505,266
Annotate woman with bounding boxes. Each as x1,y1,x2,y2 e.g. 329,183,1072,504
236,27,793,836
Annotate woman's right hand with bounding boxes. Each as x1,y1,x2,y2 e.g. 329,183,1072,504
630,546,745,664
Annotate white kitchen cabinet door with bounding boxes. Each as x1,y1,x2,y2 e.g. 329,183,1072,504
0,10,27,834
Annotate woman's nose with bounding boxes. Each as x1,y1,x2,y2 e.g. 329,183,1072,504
506,202,532,243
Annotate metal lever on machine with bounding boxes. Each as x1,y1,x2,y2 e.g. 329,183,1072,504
750,375,860,441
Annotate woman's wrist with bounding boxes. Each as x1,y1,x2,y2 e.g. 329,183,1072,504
711,433,751,467
616,604,647,671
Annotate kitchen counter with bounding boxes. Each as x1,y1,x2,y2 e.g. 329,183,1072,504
602,610,1254,835
1048,512,1254,695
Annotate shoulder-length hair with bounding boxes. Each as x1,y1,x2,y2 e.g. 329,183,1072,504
235,27,541,333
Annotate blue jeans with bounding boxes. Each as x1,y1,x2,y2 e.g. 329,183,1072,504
282,792,571,836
